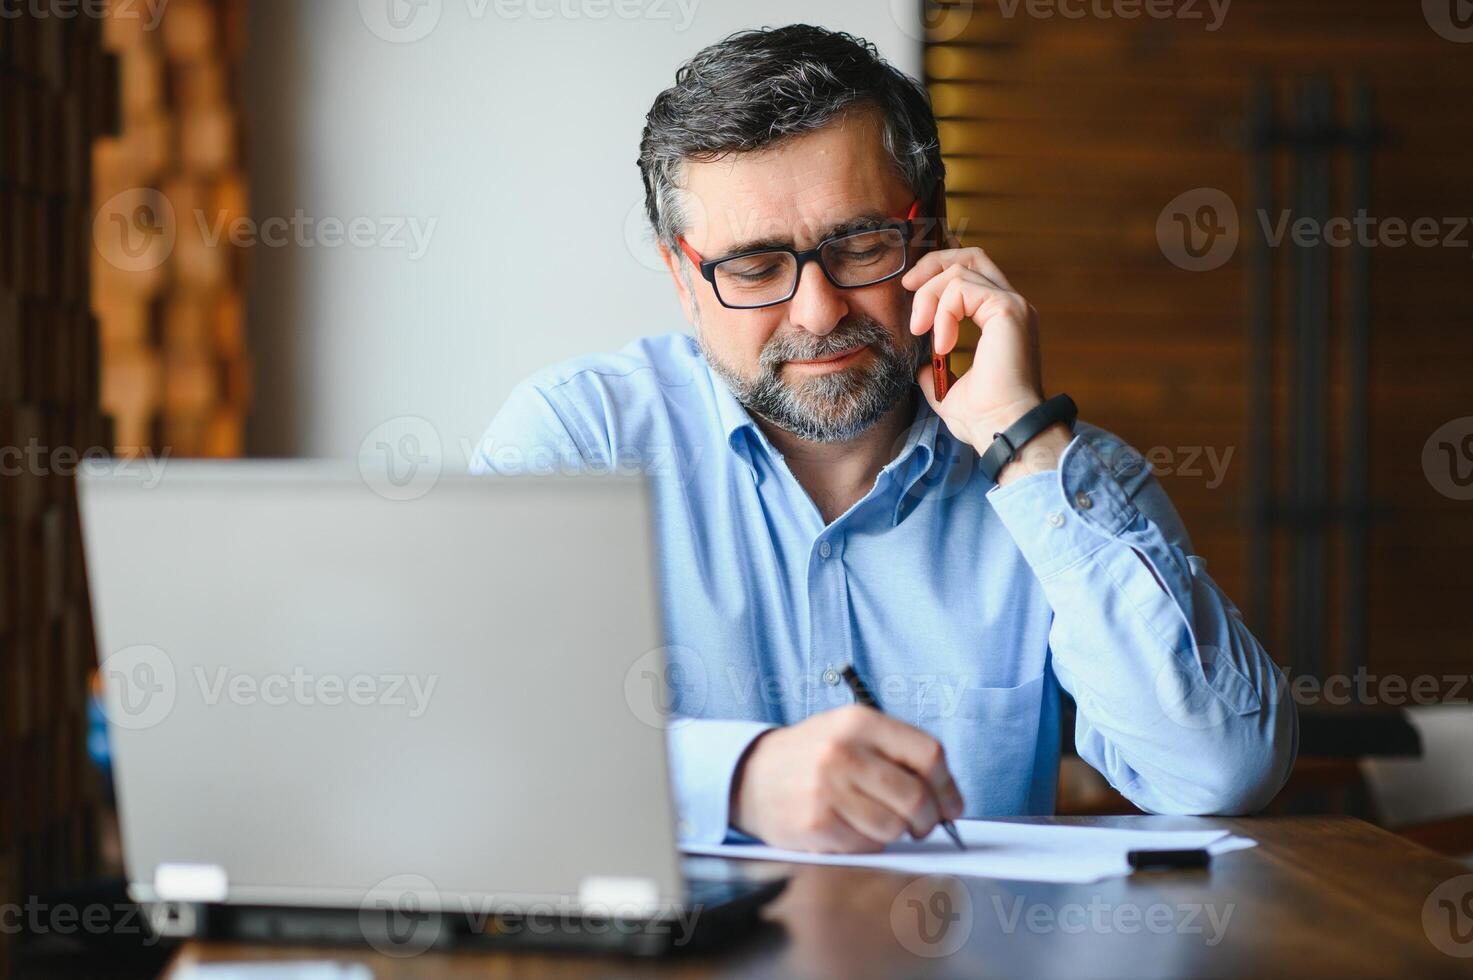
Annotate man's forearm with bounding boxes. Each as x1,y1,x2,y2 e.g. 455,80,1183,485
986,433,1297,814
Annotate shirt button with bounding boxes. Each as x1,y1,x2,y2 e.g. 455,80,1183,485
818,540,832,559
822,666,841,686
1075,491,1094,510
1047,511,1065,528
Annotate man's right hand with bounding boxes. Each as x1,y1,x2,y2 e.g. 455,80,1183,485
729,705,965,853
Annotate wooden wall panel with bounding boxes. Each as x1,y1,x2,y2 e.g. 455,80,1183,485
92,0,250,458
926,0,1473,683
0,13,112,977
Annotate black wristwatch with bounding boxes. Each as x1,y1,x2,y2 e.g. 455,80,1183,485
978,394,1078,483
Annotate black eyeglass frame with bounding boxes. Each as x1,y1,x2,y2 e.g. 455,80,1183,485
677,199,924,311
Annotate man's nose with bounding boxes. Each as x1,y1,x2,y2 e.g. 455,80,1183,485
787,260,848,337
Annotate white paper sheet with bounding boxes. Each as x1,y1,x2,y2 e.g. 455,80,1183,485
682,820,1257,884
173,965,373,980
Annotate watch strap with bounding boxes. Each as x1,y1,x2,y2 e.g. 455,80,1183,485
978,394,1079,483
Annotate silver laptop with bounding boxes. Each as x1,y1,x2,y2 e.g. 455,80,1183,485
77,463,780,956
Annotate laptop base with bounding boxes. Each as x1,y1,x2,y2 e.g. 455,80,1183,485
156,876,785,958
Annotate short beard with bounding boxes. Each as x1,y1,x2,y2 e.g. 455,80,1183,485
698,315,925,444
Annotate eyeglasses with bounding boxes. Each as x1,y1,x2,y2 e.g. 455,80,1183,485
677,200,923,310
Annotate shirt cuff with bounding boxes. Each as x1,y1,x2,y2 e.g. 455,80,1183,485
667,718,776,844
986,434,1143,581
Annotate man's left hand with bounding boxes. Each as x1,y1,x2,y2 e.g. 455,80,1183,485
902,241,1071,484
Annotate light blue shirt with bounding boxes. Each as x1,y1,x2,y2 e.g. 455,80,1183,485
471,332,1296,843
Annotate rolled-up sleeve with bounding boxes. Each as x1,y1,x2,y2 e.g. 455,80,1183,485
986,426,1297,815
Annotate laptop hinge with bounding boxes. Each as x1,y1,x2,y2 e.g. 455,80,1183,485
154,863,229,902
577,876,662,917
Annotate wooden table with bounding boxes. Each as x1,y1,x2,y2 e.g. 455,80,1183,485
164,817,1473,979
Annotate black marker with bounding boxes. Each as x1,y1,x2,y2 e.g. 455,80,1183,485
1127,848,1211,871
841,665,966,852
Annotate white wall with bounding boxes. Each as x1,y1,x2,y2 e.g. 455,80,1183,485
244,0,922,459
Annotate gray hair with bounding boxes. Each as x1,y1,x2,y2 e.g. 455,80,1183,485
637,24,945,249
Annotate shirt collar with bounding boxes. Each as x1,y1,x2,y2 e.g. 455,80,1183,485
708,363,774,480
886,400,946,524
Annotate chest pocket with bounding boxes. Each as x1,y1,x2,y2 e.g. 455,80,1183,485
917,673,1047,816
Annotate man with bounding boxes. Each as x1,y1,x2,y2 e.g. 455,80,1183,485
472,25,1295,853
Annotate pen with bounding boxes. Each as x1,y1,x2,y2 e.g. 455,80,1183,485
840,665,966,852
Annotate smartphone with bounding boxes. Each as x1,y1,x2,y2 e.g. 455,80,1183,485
931,340,952,400
921,217,953,400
